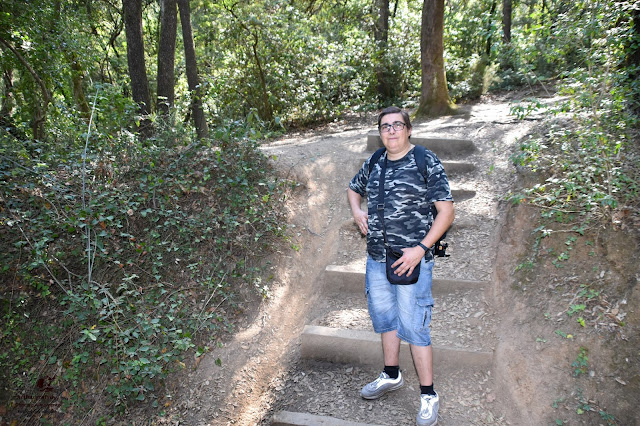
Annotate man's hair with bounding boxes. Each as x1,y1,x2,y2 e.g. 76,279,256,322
377,106,412,130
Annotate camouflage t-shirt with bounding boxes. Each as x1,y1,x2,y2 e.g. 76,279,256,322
349,146,453,263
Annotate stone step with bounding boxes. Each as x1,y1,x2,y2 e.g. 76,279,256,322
312,288,496,353
265,359,503,425
359,187,475,204
271,411,381,426
366,132,476,158
354,158,476,177
441,161,476,175
451,188,475,201
339,216,477,234
301,326,493,369
322,265,489,295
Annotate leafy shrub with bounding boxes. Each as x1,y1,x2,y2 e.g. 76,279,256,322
506,1,640,226
0,104,291,414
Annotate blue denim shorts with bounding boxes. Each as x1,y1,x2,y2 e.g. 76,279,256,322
365,256,434,346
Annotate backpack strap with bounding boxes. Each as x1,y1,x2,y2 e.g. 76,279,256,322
414,145,447,240
413,145,428,182
367,145,427,181
367,147,387,178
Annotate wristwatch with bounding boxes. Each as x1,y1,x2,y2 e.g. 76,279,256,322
417,242,430,252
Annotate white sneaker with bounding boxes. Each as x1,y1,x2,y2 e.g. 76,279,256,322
360,371,404,399
416,392,439,425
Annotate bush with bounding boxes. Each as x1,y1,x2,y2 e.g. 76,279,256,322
0,108,292,414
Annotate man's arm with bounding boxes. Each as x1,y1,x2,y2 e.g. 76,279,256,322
420,200,454,249
347,188,368,235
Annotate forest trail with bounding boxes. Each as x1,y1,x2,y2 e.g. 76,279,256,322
162,94,546,425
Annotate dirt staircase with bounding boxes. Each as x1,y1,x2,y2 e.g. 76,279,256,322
267,133,509,425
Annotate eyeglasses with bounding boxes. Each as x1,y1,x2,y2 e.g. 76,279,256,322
379,121,407,133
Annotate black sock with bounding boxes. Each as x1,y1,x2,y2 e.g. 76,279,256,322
420,384,435,396
383,365,399,379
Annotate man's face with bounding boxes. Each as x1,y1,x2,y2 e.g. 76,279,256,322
379,112,411,156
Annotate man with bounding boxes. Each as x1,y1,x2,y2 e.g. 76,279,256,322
347,106,454,426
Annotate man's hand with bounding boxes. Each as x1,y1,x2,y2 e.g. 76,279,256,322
391,246,424,277
347,188,368,235
353,209,368,235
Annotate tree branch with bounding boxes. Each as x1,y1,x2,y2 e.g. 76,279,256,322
0,37,52,109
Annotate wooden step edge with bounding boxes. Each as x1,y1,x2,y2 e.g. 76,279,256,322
271,410,382,426
358,188,475,205
301,325,493,368
360,185,475,198
366,134,477,156
340,217,477,232
323,265,490,295
451,188,476,201
354,158,477,175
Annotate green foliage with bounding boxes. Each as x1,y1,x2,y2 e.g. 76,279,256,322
0,99,291,411
571,347,589,377
567,304,586,316
444,0,502,98
197,0,382,125
507,12,639,225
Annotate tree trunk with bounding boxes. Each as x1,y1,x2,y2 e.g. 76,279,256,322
157,0,177,115
0,68,26,141
374,0,389,52
0,37,51,140
177,0,208,139
249,33,274,123
374,0,392,104
123,0,152,118
627,3,640,69
416,0,454,117
502,0,512,44
1,68,14,118
627,1,640,112
486,0,497,57
69,53,91,121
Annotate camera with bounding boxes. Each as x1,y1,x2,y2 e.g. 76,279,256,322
433,240,449,257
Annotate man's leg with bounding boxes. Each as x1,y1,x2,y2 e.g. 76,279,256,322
361,331,404,399
382,330,401,365
409,344,433,386
394,259,439,425
413,343,439,425
361,258,404,399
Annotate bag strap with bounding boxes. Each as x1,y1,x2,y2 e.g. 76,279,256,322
376,156,390,248
372,146,425,248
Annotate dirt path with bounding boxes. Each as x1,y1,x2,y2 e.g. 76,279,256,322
157,94,545,425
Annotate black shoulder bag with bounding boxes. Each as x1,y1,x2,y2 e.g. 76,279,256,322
377,156,420,285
